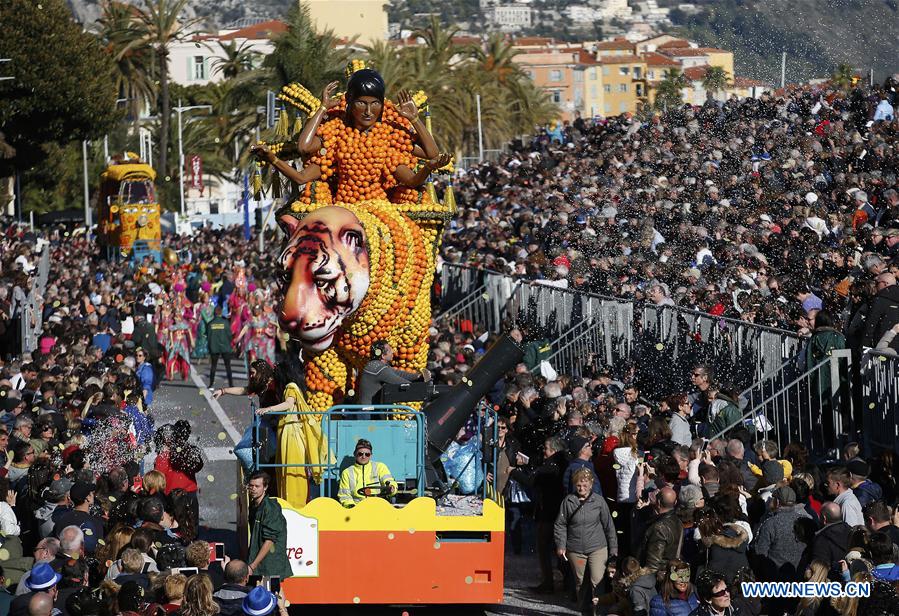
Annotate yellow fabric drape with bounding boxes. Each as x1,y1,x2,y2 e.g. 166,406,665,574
276,383,328,507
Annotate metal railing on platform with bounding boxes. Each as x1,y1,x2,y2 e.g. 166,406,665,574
861,350,899,456
252,405,426,500
440,264,800,400
710,349,853,455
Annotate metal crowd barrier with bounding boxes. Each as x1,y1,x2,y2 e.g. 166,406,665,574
442,264,800,399
711,350,854,457
20,243,50,354
439,268,520,335
861,350,899,456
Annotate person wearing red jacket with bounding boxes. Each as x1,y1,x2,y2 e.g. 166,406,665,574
153,421,203,529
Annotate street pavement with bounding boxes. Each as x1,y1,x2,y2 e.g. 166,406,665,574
152,358,581,616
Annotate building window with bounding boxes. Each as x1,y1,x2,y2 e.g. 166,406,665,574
549,69,563,82
603,102,611,114
619,101,628,113
574,70,583,83
604,84,611,93
602,66,609,75
525,70,535,80
590,84,598,96
192,56,206,81
551,90,562,104
619,66,629,76
589,67,597,79
619,83,628,93
636,83,644,96
649,70,655,80
633,66,642,78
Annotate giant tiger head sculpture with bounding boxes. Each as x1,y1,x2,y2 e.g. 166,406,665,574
278,206,371,352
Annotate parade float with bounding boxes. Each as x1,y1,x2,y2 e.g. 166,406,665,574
241,61,521,606
97,154,162,262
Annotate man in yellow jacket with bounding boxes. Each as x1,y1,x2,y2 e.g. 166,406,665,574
338,439,398,507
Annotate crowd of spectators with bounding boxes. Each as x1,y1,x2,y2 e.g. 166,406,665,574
441,83,899,352
2,78,899,616
0,226,291,616
432,82,899,615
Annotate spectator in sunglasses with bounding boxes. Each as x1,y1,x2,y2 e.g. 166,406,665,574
692,571,735,616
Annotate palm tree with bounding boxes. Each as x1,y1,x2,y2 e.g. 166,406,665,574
96,1,157,121
702,66,730,101
655,68,687,111
363,40,409,94
212,40,259,80
413,16,462,71
265,3,352,102
475,34,520,86
832,63,855,91
128,0,203,174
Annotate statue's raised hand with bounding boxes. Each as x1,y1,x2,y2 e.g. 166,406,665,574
396,90,419,122
322,81,341,110
250,144,276,164
426,152,452,171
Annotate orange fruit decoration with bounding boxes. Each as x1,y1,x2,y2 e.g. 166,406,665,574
278,94,455,413
284,196,453,412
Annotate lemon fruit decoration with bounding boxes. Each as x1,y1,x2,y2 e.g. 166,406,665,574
277,83,322,115
281,195,452,413
345,58,369,80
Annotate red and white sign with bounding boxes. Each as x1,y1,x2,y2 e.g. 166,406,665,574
281,507,319,578
189,155,204,196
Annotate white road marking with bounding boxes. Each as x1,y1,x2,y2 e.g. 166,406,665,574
204,447,237,461
190,365,242,444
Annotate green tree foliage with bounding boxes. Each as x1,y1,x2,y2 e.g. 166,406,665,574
702,66,730,99
265,3,353,97
127,0,204,176
96,1,157,122
212,40,259,80
0,0,120,176
655,69,688,111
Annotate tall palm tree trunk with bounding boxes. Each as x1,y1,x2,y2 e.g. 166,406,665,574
157,47,170,173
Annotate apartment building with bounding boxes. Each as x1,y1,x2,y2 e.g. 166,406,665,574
513,44,646,120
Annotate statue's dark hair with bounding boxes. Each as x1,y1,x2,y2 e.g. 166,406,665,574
347,69,385,104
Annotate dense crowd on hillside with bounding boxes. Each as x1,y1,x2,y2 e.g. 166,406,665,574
443,83,899,349
437,82,899,616
1,80,899,616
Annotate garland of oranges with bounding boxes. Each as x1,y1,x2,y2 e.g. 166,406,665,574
290,180,333,208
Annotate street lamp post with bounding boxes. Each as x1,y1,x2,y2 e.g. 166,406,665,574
174,100,212,218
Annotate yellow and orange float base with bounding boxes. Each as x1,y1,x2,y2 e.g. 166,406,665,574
280,497,505,604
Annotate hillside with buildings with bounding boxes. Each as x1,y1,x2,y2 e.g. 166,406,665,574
670,0,899,84
67,0,895,82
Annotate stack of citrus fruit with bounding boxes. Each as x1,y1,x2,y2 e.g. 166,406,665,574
284,198,446,411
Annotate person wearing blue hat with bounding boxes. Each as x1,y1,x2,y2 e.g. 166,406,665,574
242,585,287,616
8,563,60,616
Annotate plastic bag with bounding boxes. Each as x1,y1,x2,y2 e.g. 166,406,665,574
539,360,558,381
441,438,485,495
